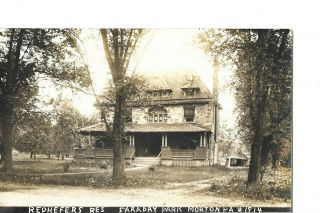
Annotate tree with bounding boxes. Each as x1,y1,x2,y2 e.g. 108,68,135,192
52,99,96,159
99,29,145,182
0,29,89,172
14,112,54,159
199,29,292,183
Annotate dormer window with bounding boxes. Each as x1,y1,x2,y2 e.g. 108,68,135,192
147,89,172,98
182,87,200,97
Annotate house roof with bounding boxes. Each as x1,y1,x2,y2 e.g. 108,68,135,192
79,123,109,135
79,122,211,135
100,71,222,109
145,71,211,100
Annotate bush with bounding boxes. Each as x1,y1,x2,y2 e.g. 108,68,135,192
63,163,70,172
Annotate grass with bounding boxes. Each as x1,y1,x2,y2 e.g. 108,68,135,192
11,158,67,174
0,157,291,202
209,167,292,201
0,157,247,189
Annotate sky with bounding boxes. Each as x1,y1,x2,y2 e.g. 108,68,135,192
39,29,236,128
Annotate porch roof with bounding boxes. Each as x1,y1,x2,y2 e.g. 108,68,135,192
79,123,109,135
126,123,210,133
79,122,210,135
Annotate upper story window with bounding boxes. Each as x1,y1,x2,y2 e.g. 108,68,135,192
184,106,195,123
147,89,172,98
148,107,168,123
182,87,200,97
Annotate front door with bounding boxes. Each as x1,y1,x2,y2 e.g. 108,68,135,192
135,133,162,157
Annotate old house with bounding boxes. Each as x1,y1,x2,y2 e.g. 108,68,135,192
75,71,221,166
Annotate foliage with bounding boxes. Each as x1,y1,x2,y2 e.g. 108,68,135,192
13,112,54,157
0,28,90,171
52,99,96,156
218,122,240,156
210,167,291,200
198,29,292,182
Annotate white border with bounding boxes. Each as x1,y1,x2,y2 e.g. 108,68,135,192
1,0,319,212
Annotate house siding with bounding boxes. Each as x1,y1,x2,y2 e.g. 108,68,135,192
194,104,214,129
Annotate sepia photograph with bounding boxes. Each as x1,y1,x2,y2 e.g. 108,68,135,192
0,28,292,211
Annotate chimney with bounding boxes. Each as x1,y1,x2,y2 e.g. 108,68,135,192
211,58,220,165
213,59,219,101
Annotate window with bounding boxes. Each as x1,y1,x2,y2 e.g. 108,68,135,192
147,89,172,98
182,88,199,97
184,106,195,123
148,107,168,123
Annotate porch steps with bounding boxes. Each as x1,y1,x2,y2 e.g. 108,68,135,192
133,157,160,167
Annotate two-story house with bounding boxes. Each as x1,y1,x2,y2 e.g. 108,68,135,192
76,72,221,166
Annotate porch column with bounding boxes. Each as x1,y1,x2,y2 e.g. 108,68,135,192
200,133,203,147
204,132,207,147
162,134,164,147
89,133,92,146
165,133,168,147
129,135,132,146
132,133,135,146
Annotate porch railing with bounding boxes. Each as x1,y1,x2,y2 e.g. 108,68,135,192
74,148,113,159
93,148,113,159
171,149,194,159
74,148,86,158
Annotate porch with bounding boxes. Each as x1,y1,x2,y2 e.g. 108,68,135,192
76,123,213,166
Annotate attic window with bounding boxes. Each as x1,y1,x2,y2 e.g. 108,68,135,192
147,89,172,98
182,88,199,97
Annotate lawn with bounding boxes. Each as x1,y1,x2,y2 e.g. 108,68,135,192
0,157,247,188
0,157,291,201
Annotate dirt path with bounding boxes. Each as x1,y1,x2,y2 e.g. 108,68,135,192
0,181,290,207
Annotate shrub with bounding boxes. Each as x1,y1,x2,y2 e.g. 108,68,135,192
63,163,70,172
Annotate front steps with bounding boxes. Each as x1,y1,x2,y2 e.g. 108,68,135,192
133,157,160,167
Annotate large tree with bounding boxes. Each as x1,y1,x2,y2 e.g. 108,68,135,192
99,29,144,182
199,29,292,183
0,29,89,172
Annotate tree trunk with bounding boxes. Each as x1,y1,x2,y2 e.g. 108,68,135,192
112,86,126,182
272,145,281,168
247,89,270,184
33,152,36,159
259,135,273,181
0,102,14,173
1,125,13,172
247,120,263,184
30,152,33,158
247,30,271,184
